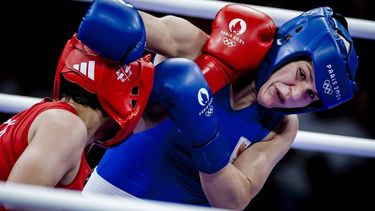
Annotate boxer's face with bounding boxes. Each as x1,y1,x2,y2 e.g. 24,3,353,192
257,60,319,109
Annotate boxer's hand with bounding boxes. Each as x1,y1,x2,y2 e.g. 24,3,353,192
78,0,145,64
151,58,231,173
195,4,275,93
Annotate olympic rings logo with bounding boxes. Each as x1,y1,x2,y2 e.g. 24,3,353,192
322,80,333,95
223,37,236,48
205,105,214,117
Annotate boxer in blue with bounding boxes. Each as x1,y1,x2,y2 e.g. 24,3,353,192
81,1,358,210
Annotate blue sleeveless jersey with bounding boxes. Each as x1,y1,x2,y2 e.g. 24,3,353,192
97,86,283,206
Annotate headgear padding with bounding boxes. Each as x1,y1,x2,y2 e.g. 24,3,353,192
256,7,358,113
53,34,154,147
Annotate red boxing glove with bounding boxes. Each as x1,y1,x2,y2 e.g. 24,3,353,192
195,4,275,93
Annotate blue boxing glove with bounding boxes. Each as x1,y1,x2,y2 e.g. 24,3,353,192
77,0,145,63
151,58,231,174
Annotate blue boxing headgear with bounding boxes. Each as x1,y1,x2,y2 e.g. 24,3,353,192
256,7,358,114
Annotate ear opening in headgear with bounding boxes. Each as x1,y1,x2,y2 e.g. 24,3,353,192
131,86,139,109
131,100,137,109
295,25,303,33
131,86,139,95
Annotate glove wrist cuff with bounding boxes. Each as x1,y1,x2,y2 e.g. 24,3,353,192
192,130,231,174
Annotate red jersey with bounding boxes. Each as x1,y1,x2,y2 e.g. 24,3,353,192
0,98,91,190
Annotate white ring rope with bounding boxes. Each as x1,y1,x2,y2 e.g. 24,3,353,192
0,93,41,114
0,182,229,211
76,0,375,40
294,131,375,157
1,93,374,158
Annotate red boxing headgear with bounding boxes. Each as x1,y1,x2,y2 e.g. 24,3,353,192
53,34,154,147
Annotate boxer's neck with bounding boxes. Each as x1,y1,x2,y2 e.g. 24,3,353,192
230,81,257,110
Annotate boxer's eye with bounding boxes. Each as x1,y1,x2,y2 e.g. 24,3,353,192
298,68,306,80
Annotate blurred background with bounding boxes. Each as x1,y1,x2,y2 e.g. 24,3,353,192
0,0,374,210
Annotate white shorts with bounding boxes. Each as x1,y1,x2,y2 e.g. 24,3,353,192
82,167,139,199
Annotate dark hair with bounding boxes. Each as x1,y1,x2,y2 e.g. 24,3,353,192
59,76,103,111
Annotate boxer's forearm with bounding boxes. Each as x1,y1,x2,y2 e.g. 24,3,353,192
199,164,252,210
140,11,208,59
